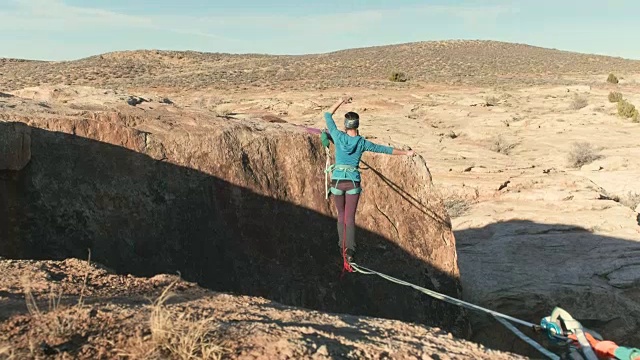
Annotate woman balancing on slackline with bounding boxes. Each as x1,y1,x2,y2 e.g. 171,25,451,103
323,96,414,264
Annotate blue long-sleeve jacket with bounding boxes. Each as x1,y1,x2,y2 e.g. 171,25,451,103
324,112,393,182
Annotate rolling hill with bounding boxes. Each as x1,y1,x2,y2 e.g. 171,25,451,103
1,40,639,91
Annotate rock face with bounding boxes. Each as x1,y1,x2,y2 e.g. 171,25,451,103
0,121,31,170
456,219,640,355
0,121,31,255
0,105,468,337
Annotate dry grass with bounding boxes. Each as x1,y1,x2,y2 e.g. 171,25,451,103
570,94,588,110
119,281,226,360
0,344,16,360
444,196,473,218
21,276,78,338
485,96,499,106
490,135,517,155
214,104,235,118
620,192,640,210
567,142,602,168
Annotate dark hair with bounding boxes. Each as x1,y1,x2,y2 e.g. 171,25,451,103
344,111,360,129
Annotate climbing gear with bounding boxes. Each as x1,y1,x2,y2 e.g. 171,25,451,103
325,165,362,196
540,307,599,360
320,130,331,148
494,316,561,360
347,262,639,360
320,129,332,200
324,147,331,199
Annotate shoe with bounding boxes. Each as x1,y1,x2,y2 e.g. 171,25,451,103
345,249,355,263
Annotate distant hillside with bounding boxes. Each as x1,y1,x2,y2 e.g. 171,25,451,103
1,40,639,91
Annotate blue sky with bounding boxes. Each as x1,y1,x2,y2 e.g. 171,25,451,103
1,0,639,61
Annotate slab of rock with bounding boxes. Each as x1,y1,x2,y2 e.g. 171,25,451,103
0,106,469,338
0,258,524,360
456,219,640,355
0,121,31,170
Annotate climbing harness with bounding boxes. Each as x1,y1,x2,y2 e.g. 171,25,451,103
319,130,362,198
325,165,362,196
348,262,639,360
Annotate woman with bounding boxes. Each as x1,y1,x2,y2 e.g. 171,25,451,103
323,96,414,265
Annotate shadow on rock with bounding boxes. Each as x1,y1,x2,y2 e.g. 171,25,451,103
0,120,467,340
455,219,640,357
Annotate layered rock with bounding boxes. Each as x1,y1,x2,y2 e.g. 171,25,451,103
0,101,468,337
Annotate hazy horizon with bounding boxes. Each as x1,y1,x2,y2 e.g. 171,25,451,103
1,0,639,61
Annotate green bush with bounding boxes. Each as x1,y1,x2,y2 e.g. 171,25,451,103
607,73,619,84
389,71,408,82
617,99,639,121
608,91,623,103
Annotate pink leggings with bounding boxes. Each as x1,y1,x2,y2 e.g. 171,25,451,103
332,180,361,252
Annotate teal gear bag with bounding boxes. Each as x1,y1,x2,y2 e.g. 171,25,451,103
320,130,331,148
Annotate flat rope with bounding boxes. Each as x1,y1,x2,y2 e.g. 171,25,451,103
350,263,537,328
350,263,565,358
494,316,560,360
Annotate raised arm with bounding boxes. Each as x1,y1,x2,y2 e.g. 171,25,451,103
324,96,352,137
328,97,351,115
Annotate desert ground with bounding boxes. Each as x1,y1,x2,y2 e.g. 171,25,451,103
1,40,640,359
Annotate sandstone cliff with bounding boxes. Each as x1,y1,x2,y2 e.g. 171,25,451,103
0,94,468,339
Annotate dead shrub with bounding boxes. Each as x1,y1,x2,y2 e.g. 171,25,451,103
570,94,588,110
444,196,472,218
389,71,408,82
119,281,227,360
485,96,499,106
0,344,16,359
214,104,235,118
620,192,640,210
490,135,517,155
567,142,601,168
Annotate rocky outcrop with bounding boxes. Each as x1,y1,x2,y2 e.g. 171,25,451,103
0,258,522,359
0,121,31,171
456,220,640,355
0,121,31,259
0,105,468,337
